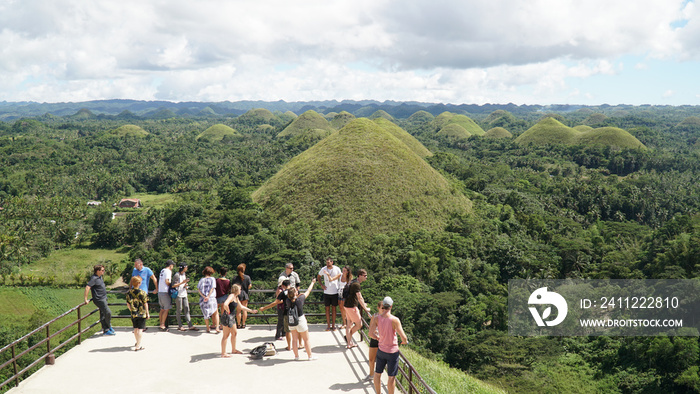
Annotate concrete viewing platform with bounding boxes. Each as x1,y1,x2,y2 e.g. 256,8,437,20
9,324,385,394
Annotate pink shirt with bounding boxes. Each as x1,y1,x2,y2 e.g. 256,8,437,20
377,314,399,353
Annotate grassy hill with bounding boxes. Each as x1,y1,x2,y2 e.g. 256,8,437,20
369,109,395,121
196,124,239,142
237,108,277,125
574,127,646,149
432,112,486,136
109,124,149,137
407,110,435,124
484,127,513,138
373,118,432,158
515,117,579,145
330,111,356,129
277,110,334,138
252,118,471,235
438,123,472,140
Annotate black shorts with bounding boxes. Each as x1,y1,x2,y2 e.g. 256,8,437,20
131,317,146,330
324,293,339,307
369,338,379,348
375,349,400,376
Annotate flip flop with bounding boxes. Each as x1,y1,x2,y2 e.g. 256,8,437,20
135,346,145,351
220,353,232,358
231,350,242,354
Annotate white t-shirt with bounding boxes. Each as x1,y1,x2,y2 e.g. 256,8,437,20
173,272,188,298
158,268,172,293
318,265,342,295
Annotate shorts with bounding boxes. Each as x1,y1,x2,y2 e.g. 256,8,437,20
238,291,249,302
283,315,290,333
375,349,400,377
369,338,379,348
132,317,146,330
289,315,309,333
345,306,361,323
221,311,236,328
216,295,228,305
158,293,172,310
324,293,338,307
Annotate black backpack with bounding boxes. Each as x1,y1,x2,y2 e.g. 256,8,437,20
287,299,299,327
250,342,276,359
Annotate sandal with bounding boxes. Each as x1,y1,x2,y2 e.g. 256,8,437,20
135,346,145,351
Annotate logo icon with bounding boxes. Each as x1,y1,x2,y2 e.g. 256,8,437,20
528,287,568,327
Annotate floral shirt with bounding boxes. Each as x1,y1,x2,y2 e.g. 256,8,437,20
126,288,148,318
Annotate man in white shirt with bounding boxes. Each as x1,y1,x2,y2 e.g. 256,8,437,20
317,257,342,330
158,260,175,331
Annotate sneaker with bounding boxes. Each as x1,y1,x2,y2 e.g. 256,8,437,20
104,330,116,336
308,356,318,361
294,357,300,361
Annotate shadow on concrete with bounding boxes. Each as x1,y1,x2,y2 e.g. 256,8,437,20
329,381,374,393
189,352,221,363
89,346,133,353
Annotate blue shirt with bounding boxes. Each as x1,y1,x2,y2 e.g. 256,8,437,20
132,267,154,292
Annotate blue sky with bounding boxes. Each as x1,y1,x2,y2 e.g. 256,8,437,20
0,0,698,106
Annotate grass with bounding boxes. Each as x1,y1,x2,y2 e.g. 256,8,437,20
25,246,129,285
369,109,395,121
109,124,149,137
437,123,472,140
196,124,239,141
129,192,176,208
432,112,486,136
238,108,277,124
407,110,435,124
253,118,471,236
574,127,647,149
484,127,513,138
516,118,647,149
330,111,356,129
515,117,579,145
400,347,506,394
277,110,334,138
373,118,433,158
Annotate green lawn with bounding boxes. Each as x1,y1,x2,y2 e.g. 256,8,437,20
25,247,129,285
129,192,175,208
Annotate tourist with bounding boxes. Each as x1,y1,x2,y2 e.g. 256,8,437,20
132,258,158,295
172,262,197,331
366,301,383,381
157,260,175,331
286,278,318,360
197,266,220,333
84,264,114,335
215,266,231,328
317,257,342,330
338,266,352,329
278,262,300,289
220,284,258,357
232,263,252,328
370,297,409,394
260,279,292,350
344,282,370,348
126,276,149,351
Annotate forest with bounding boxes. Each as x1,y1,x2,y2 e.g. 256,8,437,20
1,102,700,393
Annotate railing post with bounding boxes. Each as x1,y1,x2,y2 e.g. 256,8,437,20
408,366,413,394
77,304,82,344
11,344,18,387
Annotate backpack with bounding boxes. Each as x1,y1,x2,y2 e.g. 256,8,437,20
169,287,178,300
287,299,299,327
249,342,276,359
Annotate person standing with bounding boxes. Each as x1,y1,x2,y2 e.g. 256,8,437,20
317,257,342,331
285,279,318,361
126,276,149,351
260,279,293,350
84,264,114,335
172,262,197,331
344,282,370,348
158,260,175,331
215,267,231,327
132,258,158,295
370,297,409,394
338,266,352,329
366,301,383,381
220,284,258,357
197,266,220,333
278,263,300,289
231,263,252,329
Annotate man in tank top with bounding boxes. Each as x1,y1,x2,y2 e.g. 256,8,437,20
368,297,408,394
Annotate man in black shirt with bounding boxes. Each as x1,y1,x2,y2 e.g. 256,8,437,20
84,264,114,335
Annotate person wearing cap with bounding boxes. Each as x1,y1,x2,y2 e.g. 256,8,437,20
172,262,197,331
157,260,175,330
369,296,408,394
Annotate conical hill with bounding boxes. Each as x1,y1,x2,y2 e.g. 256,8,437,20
574,127,646,149
277,110,334,138
373,118,432,158
432,112,485,136
109,124,149,137
437,123,471,140
484,127,513,138
330,111,356,129
252,118,471,235
515,117,578,145
238,108,276,125
197,124,239,142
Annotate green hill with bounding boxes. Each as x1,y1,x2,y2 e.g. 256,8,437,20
407,110,435,124
330,111,356,130
437,123,472,140
573,125,594,132
373,118,432,158
277,110,334,138
369,109,395,121
584,113,608,126
515,117,578,145
238,108,277,125
196,124,239,142
574,127,646,149
432,112,486,136
252,118,471,235
109,124,149,137
484,127,513,139
677,116,700,127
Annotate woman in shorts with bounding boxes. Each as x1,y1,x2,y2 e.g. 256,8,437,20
338,266,352,329
232,263,252,328
287,278,317,360
215,267,231,328
220,284,258,357
366,301,382,380
344,282,370,349
126,276,149,351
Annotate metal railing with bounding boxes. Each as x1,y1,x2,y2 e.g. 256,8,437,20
1,288,436,394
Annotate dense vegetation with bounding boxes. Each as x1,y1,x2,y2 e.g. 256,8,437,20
1,103,700,393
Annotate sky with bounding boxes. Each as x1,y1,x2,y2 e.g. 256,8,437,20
0,0,699,106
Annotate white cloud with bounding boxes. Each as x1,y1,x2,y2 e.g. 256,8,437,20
0,0,697,104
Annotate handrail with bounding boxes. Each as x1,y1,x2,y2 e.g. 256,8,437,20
1,288,436,394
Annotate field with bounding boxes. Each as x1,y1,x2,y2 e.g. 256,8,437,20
129,192,176,208
24,247,129,285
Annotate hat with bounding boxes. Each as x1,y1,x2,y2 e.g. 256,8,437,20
165,259,175,267
382,296,393,308
178,262,188,268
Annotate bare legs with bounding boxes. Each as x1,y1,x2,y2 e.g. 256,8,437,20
205,311,220,333
133,328,143,350
339,300,347,328
220,325,242,357
291,330,313,359
369,347,378,379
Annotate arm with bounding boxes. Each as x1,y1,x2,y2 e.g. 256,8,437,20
222,294,235,314
317,271,326,290
328,272,342,282
357,292,371,314
259,298,282,312
83,286,91,304
393,317,408,346
303,278,317,299
368,314,379,340
145,299,150,319
150,274,158,294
